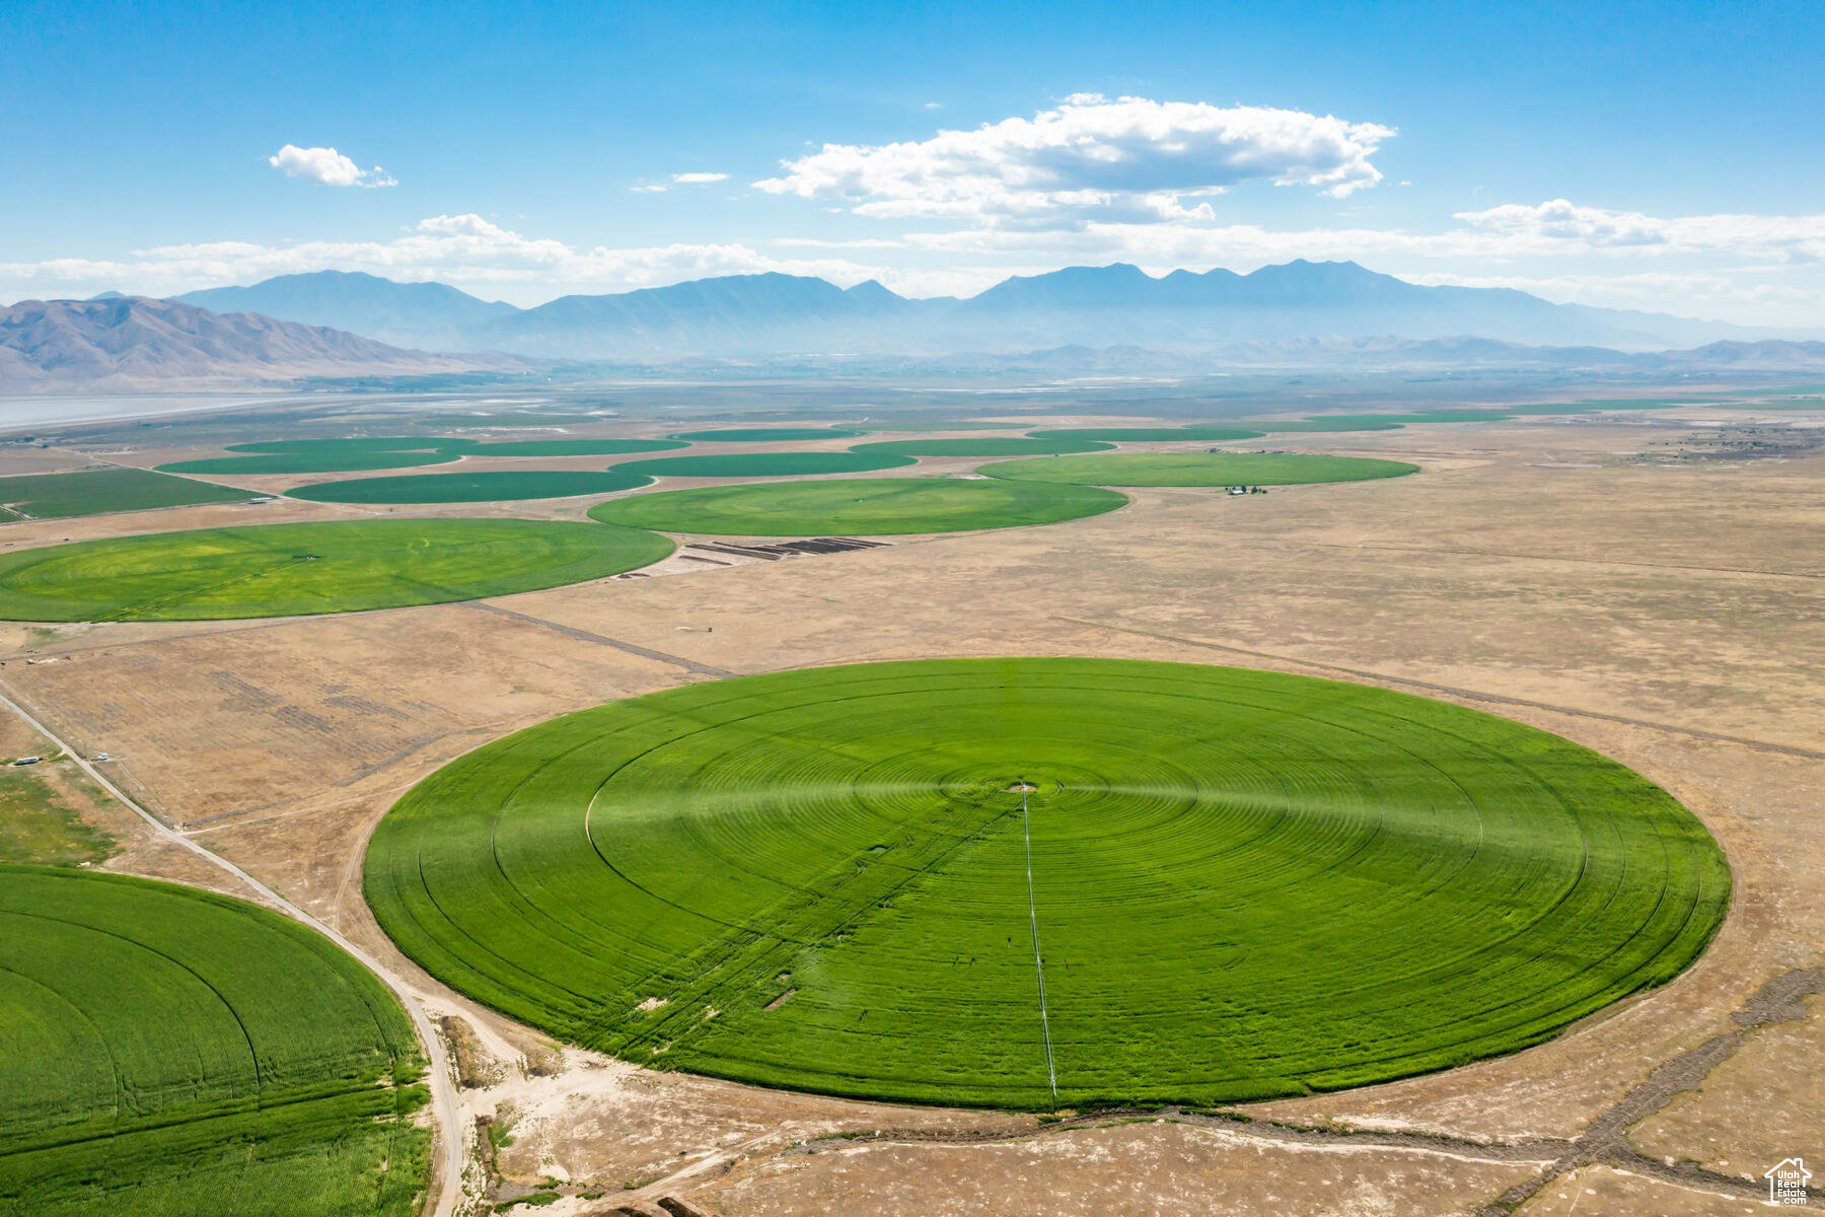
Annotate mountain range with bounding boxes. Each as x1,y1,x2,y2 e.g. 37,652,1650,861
176,262,1799,361
0,296,515,388
5,260,1822,389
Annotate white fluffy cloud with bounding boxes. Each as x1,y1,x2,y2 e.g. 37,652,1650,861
755,94,1395,223
672,172,729,184
897,200,1825,269
1457,199,1825,261
268,144,397,188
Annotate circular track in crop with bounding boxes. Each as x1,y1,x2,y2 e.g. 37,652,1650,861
365,657,1727,1109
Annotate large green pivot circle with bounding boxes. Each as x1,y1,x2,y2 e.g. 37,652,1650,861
365,659,1728,1108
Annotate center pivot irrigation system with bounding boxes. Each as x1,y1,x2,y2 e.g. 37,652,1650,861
1019,784,1059,1100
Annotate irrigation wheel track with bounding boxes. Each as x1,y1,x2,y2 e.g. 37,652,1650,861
0,682,468,1217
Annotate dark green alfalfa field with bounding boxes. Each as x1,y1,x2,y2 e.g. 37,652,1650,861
613,450,915,479
157,436,478,476
365,658,1728,1111
0,865,428,1217
286,468,651,503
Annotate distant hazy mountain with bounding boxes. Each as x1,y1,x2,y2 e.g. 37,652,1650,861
168,261,1795,360
0,296,512,388
178,270,517,350
827,336,1825,375
952,261,1663,349
1667,339,1825,366
491,274,911,358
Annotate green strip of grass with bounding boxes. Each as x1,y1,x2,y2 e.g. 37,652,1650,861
468,439,690,456
668,427,867,442
1234,418,1407,432
414,413,611,426
157,451,461,475
981,451,1419,486
1507,399,1707,413
612,451,915,479
1025,426,1266,442
1297,410,1516,426
227,437,478,454
855,437,1116,457
852,419,1019,431
287,469,651,504
0,519,672,621
589,477,1126,535
159,436,480,475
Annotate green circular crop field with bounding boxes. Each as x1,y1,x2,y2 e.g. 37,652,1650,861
365,658,1728,1110
983,451,1419,486
588,477,1126,535
469,439,690,457
287,468,651,503
670,427,866,442
0,519,672,621
852,437,1115,457
1,865,428,1216
612,450,915,479
1026,426,1266,443
158,437,476,476
230,437,476,454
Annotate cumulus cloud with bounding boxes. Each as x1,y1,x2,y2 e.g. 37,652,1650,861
1456,199,1825,261
754,94,1394,224
895,199,1825,271
267,144,396,188
672,172,729,184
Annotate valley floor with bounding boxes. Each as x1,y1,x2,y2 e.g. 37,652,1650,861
1,408,1819,1216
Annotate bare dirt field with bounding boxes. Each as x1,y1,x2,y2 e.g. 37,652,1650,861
2,408,1820,1216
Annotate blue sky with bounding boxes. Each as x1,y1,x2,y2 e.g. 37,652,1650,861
4,0,1823,324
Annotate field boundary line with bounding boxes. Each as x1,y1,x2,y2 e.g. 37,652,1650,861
1056,617,1825,761
0,680,467,1217
467,601,739,677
